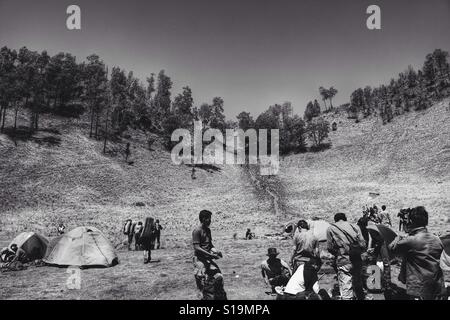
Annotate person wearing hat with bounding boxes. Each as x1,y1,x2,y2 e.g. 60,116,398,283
261,248,292,293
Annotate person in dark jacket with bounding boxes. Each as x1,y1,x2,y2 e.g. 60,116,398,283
389,206,445,300
154,219,163,249
139,217,156,263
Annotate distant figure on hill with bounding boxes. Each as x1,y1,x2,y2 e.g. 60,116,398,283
192,210,226,300
57,223,66,235
125,142,131,161
332,122,337,131
154,219,163,249
191,166,196,179
245,228,254,240
134,221,143,250
261,247,292,293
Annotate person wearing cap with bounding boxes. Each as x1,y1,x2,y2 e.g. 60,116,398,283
192,210,226,299
261,248,292,293
290,219,320,273
389,206,445,300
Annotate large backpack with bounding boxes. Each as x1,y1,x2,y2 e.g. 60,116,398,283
332,223,363,262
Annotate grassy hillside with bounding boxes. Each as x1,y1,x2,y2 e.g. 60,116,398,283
0,99,449,299
277,98,450,235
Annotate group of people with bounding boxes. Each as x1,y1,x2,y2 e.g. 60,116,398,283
259,206,448,300
123,218,163,263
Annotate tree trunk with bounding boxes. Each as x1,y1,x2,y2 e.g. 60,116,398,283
1,105,6,132
103,107,110,154
14,104,18,131
89,104,95,138
95,111,100,139
329,98,333,109
323,99,327,111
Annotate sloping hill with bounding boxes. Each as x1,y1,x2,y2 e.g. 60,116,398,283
278,98,450,234
0,113,276,245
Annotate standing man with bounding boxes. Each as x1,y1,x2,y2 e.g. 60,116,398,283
261,248,292,293
290,219,320,273
134,221,143,250
378,205,392,227
389,206,445,300
155,219,163,249
326,213,366,300
192,210,226,299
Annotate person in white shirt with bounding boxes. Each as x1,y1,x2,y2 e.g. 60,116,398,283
282,257,322,299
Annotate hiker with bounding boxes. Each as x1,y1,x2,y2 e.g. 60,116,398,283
57,223,66,235
326,213,366,300
290,219,320,273
134,221,143,251
125,142,131,161
245,228,254,240
123,219,134,250
154,219,163,249
280,257,322,300
192,210,227,300
378,205,392,227
139,217,156,264
261,248,292,293
388,206,446,300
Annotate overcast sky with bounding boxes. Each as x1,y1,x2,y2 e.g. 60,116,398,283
0,0,449,119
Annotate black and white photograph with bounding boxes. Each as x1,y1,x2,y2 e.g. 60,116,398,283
0,0,449,307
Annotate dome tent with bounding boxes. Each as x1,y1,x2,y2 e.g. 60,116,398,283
44,226,118,268
9,232,49,261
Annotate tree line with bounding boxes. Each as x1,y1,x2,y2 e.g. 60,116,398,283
348,49,450,124
0,46,227,152
1,47,448,157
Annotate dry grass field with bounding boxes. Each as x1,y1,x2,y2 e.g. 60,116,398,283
0,99,449,299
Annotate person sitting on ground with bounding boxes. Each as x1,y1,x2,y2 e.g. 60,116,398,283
290,219,320,273
378,205,392,227
192,210,226,300
389,206,445,300
281,257,322,299
245,228,254,240
261,248,292,293
326,213,366,300
134,221,143,251
1,246,16,263
8,244,28,263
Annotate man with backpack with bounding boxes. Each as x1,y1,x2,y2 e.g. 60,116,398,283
326,213,366,300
